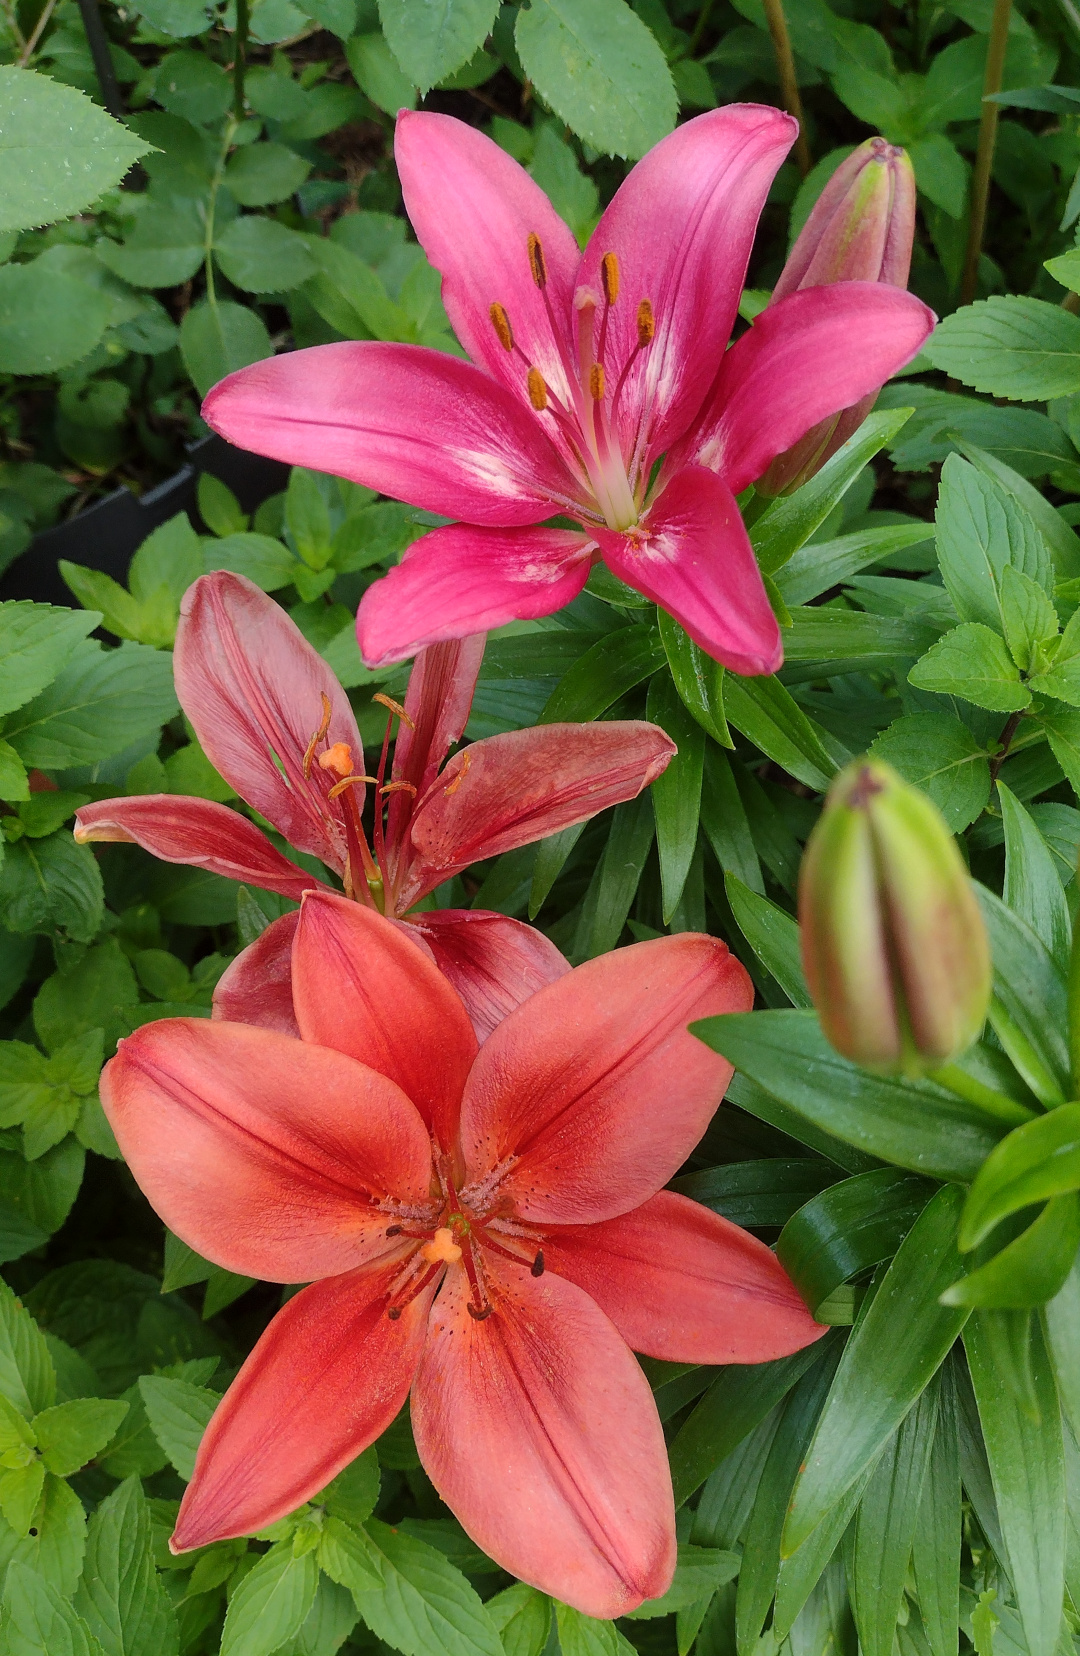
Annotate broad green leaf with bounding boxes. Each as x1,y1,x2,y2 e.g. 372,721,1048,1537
694,1010,1006,1181
978,885,1070,1104
868,712,990,832
3,641,178,770
0,1473,86,1596
515,0,677,159
751,409,914,576
1000,564,1059,672
934,454,1051,632
0,605,99,720
721,673,835,792
57,567,145,646
555,1604,636,1656
667,1340,829,1506
0,834,104,944
912,1360,962,1656
0,69,149,233
224,141,311,206
1039,701,1080,802
723,875,809,1007
999,783,1070,970
318,1450,380,1528
956,439,1080,580
0,1559,102,1656
0,266,111,374
137,1376,216,1480
944,1193,1080,1308
96,198,204,289
33,1399,128,1477
853,1382,940,1656
179,301,273,398
346,32,419,113
965,1313,1065,1656
377,0,500,90
646,673,704,922
776,1168,937,1318
659,611,730,747
317,1514,382,1597
0,1462,43,1537
925,296,1080,401
0,1138,84,1265
485,1582,551,1656
214,216,317,293
539,625,664,722
220,1542,318,1656
960,1104,1080,1250
74,1477,178,1656
1029,607,1080,706
0,1281,54,1419
347,1520,504,1656
204,531,300,593
908,624,1030,712
572,793,654,960
783,1187,969,1554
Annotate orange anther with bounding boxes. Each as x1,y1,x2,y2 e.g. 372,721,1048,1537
421,1227,463,1265
490,302,514,352
328,773,378,800
318,742,354,777
443,749,471,796
589,362,605,400
380,780,418,798
637,299,655,347
372,692,416,730
601,252,620,306
527,232,547,290
302,692,334,778
527,367,548,411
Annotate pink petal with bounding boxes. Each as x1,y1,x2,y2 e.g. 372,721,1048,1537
597,465,781,675
175,573,362,873
356,524,594,668
73,795,326,902
399,721,677,909
173,1260,432,1549
100,1018,432,1282
684,283,936,495
202,343,585,527
410,1253,675,1618
385,635,487,860
212,912,300,1036
409,909,571,1042
541,1191,826,1364
577,105,795,460
395,111,580,411
290,892,477,1151
459,934,752,1225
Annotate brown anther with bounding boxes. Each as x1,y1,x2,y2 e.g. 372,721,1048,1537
637,299,655,347
466,1302,494,1321
490,302,514,352
442,749,471,796
328,773,377,800
372,692,415,730
318,741,354,778
531,1250,545,1277
380,780,418,798
527,367,549,412
601,252,619,306
302,692,334,779
387,1305,402,1320
589,362,605,400
527,232,547,290
386,1225,402,1236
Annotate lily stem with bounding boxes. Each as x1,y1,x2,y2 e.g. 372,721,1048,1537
930,1063,1037,1126
959,0,1012,306
989,708,1024,784
761,0,811,177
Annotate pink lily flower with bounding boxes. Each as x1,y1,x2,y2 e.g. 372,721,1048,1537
74,572,674,1039
201,106,935,675
100,895,825,1616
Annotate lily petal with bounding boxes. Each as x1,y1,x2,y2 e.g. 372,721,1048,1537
395,111,580,409
212,912,300,1036
173,1260,432,1549
596,465,781,675
357,524,594,668
541,1191,826,1364
410,1254,675,1618
386,635,487,859
408,910,571,1042
73,795,325,902
399,721,676,908
291,893,477,1150
175,573,361,872
578,104,795,459
203,343,583,527
685,283,936,495
100,1019,432,1281
459,935,751,1225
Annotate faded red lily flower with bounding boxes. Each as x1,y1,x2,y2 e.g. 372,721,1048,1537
201,106,934,675
100,895,824,1616
74,571,674,1038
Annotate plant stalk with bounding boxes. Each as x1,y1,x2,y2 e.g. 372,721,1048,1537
204,115,238,313
930,1063,1037,1126
233,0,249,120
16,0,57,65
959,0,1012,306
75,0,123,115
761,0,811,176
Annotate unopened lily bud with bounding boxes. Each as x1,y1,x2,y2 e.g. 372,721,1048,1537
758,138,917,496
798,759,991,1078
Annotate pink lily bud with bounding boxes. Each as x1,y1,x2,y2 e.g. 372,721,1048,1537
757,138,917,496
798,759,991,1078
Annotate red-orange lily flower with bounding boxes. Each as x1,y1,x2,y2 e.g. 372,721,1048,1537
74,571,674,1037
101,895,824,1617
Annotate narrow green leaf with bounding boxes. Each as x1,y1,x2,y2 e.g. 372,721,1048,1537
699,749,762,894
960,1104,1080,1250
944,1195,1080,1308
978,885,1070,1103
999,782,1071,971
776,1168,937,1319
722,673,835,792
723,875,808,1007
573,794,653,960
539,625,664,723
852,1383,940,1656
1043,1257,1080,1441
912,1359,962,1656
659,611,731,747
646,673,704,922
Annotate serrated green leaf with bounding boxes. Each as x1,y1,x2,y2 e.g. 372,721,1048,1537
179,301,273,399
0,1558,103,1656
348,1520,503,1656
377,0,500,91
908,623,1030,712
0,69,149,233
220,1542,318,1656
934,453,1052,631
868,711,990,832
33,1399,128,1478
137,1376,216,1481
3,641,178,770
0,604,99,720
74,1477,178,1656
1000,564,1059,672
925,297,1080,401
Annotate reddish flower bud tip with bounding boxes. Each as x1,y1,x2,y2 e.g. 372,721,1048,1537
798,759,992,1078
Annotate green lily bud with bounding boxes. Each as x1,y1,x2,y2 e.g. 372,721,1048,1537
798,759,991,1076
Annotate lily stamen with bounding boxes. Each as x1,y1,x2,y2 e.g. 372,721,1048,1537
302,692,334,779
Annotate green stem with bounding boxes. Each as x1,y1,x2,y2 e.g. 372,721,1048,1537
204,115,238,312
761,0,811,177
929,1063,1037,1127
687,0,716,56
959,0,1012,306
233,0,249,120
1068,918,1080,1095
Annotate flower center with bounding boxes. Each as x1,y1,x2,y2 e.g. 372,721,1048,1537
383,1193,545,1326
489,239,655,534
